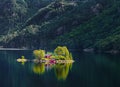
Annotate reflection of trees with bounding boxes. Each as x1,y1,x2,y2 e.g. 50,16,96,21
54,63,72,80
32,62,73,80
32,63,45,75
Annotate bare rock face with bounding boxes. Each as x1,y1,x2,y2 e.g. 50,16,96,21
91,3,103,15
56,26,65,35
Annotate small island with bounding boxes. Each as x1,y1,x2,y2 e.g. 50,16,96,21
17,46,74,64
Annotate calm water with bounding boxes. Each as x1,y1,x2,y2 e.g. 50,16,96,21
0,50,120,87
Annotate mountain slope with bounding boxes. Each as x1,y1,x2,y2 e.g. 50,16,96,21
52,1,120,51
0,0,120,52
0,0,99,48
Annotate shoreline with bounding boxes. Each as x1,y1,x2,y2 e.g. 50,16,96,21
0,48,29,50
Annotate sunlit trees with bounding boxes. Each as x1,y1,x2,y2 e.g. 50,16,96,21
54,46,72,60
33,50,45,59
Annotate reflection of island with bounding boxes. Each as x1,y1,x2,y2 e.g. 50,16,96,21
55,63,72,80
32,62,73,80
32,63,45,75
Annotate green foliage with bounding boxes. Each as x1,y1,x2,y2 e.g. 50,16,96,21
54,46,72,60
33,50,45,59
1,0,120,52
52,0,120,52
1,0,96,48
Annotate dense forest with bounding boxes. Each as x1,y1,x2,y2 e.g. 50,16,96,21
0,0,120,52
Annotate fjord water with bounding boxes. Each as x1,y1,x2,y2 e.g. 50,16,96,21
0,50,120,87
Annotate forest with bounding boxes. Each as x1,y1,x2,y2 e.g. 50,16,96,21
0,0,120,53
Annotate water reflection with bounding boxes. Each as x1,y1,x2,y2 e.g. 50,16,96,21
32,63,45,75
55,63,72,80
32,62,73,80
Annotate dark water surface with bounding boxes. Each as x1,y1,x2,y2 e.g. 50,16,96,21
0,50,120,87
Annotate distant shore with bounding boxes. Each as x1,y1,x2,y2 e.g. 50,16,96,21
0,48,29,50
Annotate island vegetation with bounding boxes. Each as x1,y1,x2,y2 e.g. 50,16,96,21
17,46,74,64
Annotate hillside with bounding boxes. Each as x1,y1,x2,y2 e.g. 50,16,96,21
0,0,97,48
52,0,120,52
0,0,51,34
0,0,120,52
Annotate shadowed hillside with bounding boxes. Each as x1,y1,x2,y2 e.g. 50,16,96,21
0,0,120,52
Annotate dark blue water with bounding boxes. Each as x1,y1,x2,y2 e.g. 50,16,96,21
0,50,120,87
